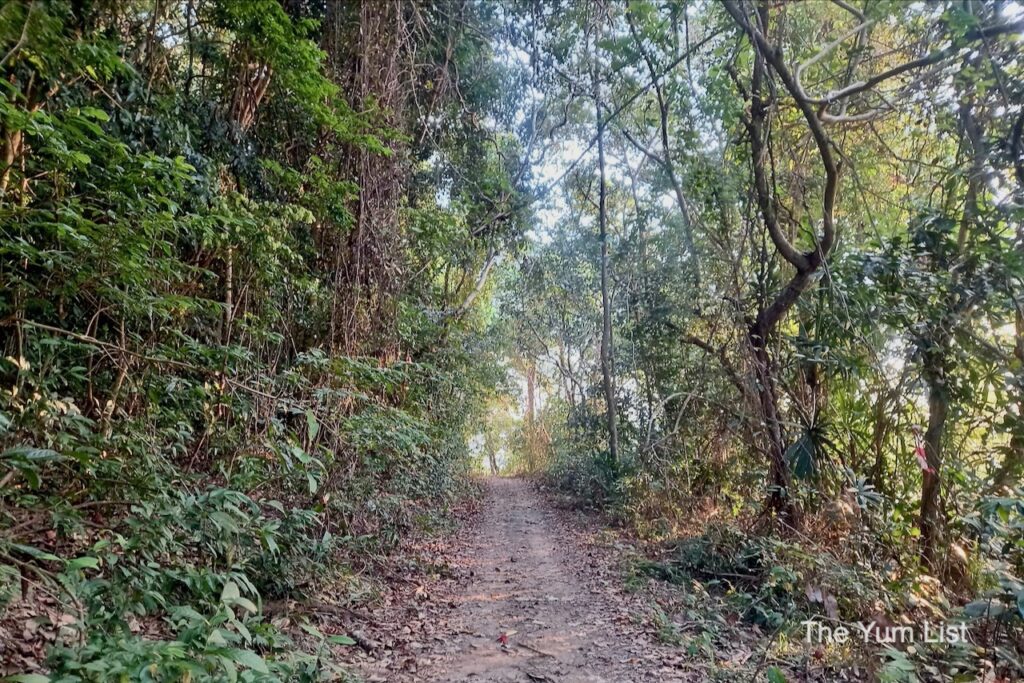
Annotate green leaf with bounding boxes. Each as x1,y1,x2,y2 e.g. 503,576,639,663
216,656,238,683
229,597,258,614
964,599,1003,618
220,581,240,603
10,543,61,562
327,634,356,646
1,447,61,462
766,667,787,683
305,409,319,441
209,510,239,532
4,675,52,683
207,629,228,647
68,151,91,166
785,433,817,480
299,622,323,638
79,106,110,122
262,532,279,555
67,556,99,570
226,649,269,673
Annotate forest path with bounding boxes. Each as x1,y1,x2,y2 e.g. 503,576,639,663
417,477,692,682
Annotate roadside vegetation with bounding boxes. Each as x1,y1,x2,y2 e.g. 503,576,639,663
494,1,1024,681
0,1,523,679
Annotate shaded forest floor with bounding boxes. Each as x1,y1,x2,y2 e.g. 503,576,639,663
343,478,784,682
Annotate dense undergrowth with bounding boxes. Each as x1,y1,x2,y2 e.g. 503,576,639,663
0,1,521,680
538,435,1024,681
528,440,1024,681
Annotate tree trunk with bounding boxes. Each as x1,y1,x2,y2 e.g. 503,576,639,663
323,0,408,357
593,16,618,466
919,101,984,561
558,341,576,410
749,329,800,527
722,1,841,530
222,245,234,345
991,182,1024,489
994,111,1024,489
991,310,1024,488
526,361,536,426
525,361,539,471
919,363,948,569
868,384,894,496
487,447,499,476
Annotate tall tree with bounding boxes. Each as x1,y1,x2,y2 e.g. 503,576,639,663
591,2,618,465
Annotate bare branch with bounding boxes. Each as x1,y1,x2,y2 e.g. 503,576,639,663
813,18,1024,106
724,0,839,272
794,19,875,104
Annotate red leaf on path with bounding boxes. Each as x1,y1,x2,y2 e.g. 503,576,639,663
497,633,508,645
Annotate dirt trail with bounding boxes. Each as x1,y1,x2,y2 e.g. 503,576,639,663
418,477,691,682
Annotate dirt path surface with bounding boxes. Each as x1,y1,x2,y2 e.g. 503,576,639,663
414,477,691,682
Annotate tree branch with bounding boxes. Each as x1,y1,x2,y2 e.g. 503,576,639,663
723,0,839,271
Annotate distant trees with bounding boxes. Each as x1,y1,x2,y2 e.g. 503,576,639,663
502,0,1024,576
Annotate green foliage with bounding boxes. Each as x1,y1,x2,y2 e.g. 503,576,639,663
0,0,518,679
494,0,1024,676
